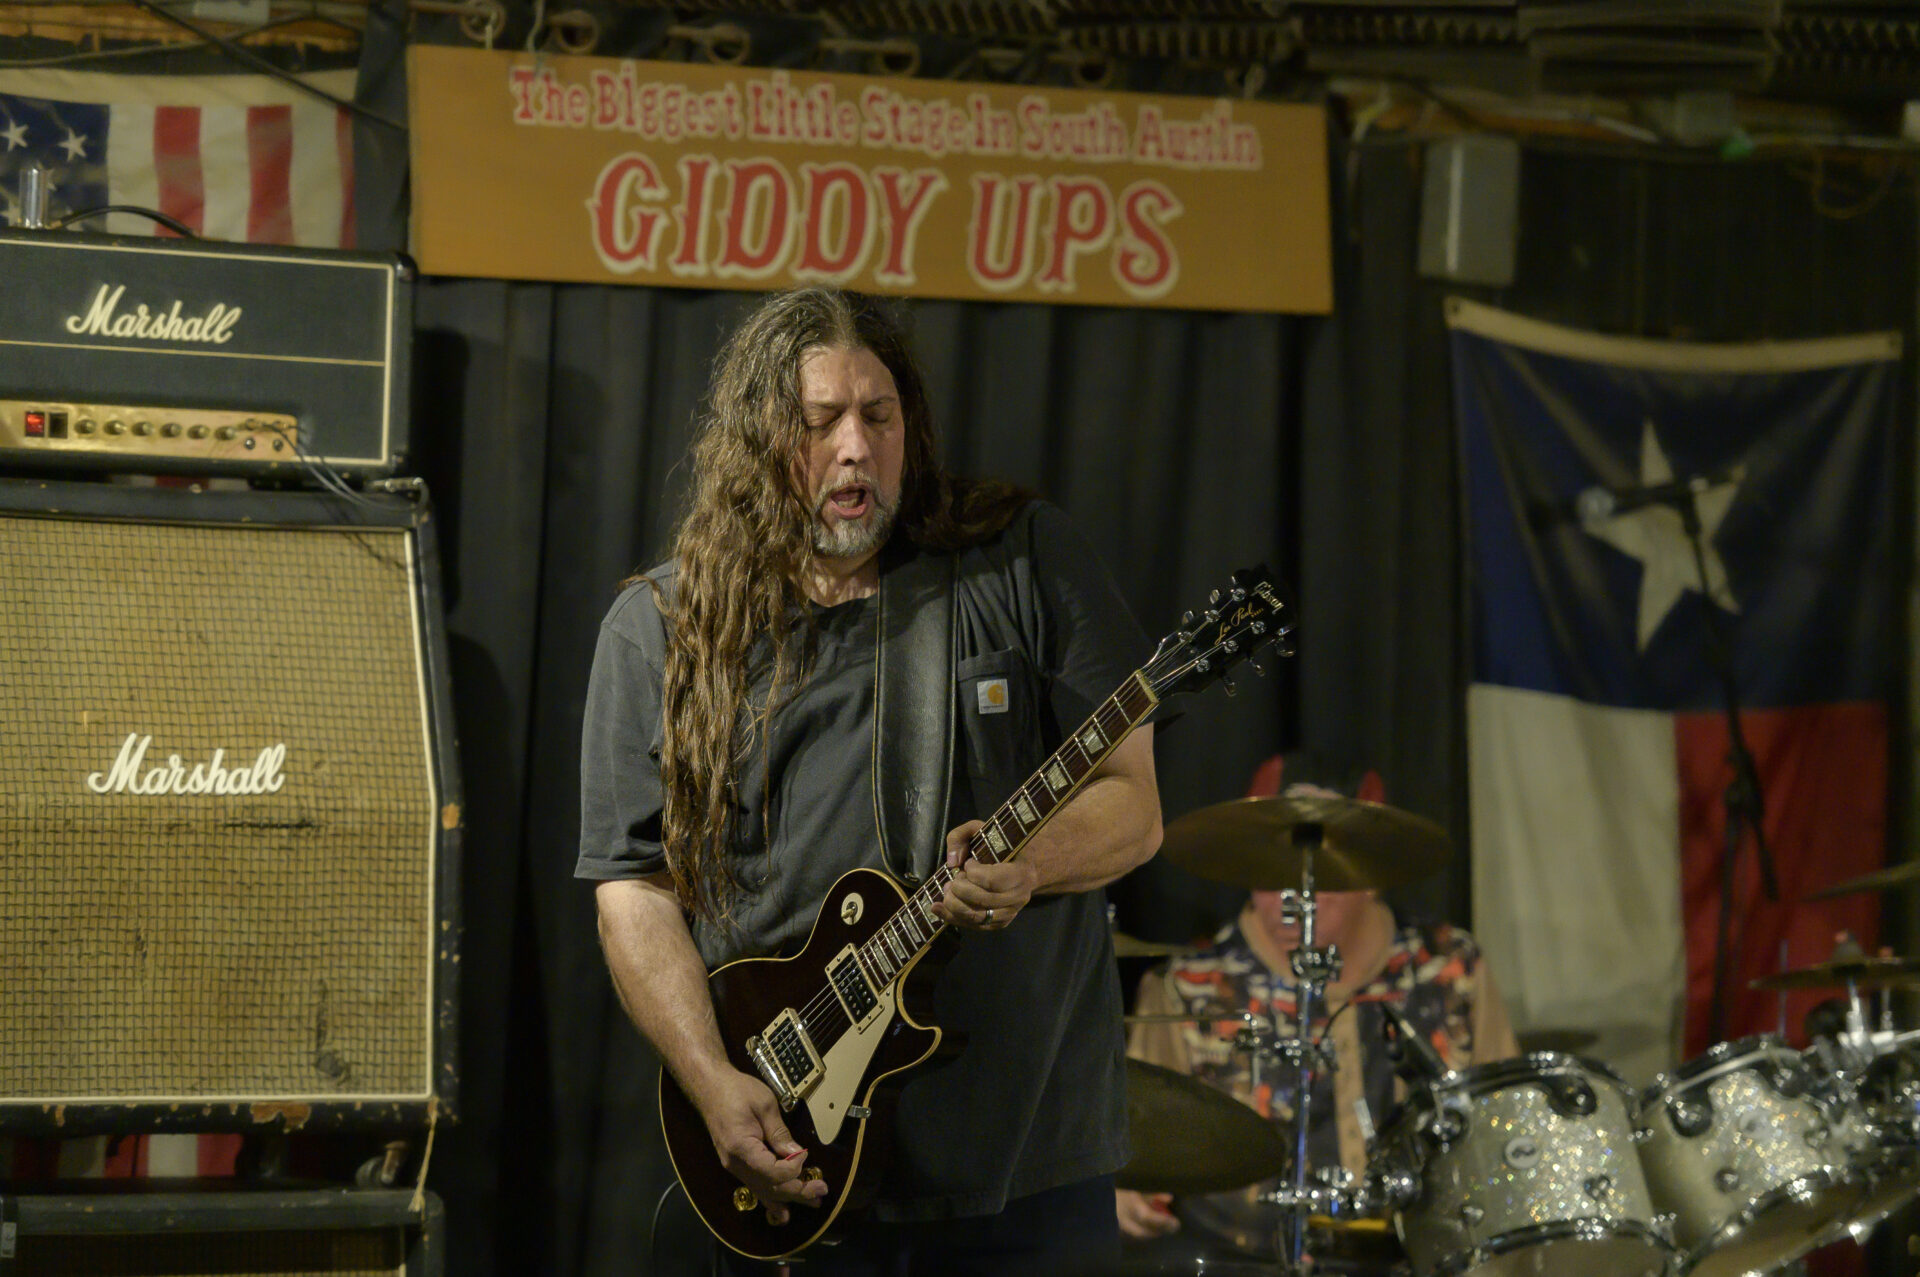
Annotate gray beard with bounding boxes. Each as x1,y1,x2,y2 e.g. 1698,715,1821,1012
811,491,898,561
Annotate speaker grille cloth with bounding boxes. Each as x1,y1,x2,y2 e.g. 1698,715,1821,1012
0,514,434,1102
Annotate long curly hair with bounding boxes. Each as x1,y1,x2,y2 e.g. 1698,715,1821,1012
656,287,1028,925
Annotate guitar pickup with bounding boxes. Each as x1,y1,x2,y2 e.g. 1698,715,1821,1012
827,947,884,1029
747,1009,821,1110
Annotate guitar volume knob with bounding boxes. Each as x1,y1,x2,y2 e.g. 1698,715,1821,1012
733,1187,758,1211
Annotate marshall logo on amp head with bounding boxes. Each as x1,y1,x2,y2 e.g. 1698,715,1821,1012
0,229,412,478
64,283,243,345
86,731,288,797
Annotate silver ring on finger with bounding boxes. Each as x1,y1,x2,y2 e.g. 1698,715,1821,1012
985,907,995,925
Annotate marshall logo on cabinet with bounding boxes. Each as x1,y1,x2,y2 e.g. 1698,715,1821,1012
85,733,289,797
0,476,459,1135
0,229,412,478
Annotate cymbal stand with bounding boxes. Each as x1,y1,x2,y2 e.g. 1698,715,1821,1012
1269,819,1343,1271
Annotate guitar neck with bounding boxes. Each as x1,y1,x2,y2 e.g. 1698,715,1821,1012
854,670,1158,988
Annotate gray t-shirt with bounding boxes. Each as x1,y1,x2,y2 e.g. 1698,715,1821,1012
578,500,1148,1220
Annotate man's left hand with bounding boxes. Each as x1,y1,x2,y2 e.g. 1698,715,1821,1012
934,820,1038,931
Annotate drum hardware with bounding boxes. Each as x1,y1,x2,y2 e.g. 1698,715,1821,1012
1141,793,1457,1274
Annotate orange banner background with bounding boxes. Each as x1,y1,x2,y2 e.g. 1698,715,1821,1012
407,46,1330,313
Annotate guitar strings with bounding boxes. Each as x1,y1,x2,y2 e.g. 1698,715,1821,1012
783,669,1193,1052
783,640,1234,1052
784,642,1226,1052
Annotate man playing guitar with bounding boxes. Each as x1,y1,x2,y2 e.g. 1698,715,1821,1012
577,286,1163,1275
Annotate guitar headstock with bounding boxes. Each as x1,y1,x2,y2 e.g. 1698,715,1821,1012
1143,567,1293,701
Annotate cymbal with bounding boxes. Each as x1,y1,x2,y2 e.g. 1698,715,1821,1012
1159,795,1452,892
1118,1058,1289,1195
1751,956,1920,993
1112,932,1194,959
1806,861,1920,901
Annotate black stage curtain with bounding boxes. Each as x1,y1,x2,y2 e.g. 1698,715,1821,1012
409,282,1303,1276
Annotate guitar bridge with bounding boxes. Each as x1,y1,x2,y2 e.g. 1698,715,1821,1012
747,1008,821,1111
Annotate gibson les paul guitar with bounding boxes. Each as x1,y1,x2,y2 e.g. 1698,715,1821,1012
660,569,1291,1260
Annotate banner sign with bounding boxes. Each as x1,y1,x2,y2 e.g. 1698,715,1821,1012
406,45,1331,312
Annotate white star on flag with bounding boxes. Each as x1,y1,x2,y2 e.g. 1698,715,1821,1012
1586,419,1742,650
1,121,25,151
58,127,86,160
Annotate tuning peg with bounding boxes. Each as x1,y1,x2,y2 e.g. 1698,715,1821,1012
1230,587,1246,602
1249,660,1267,677
1221,675,1237,697
1180,610,1195,626
1208,589,1221,604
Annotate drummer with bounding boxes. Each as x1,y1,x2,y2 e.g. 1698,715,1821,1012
1116,751,1520,1269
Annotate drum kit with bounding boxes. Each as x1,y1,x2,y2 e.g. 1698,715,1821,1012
1115,792,1920,1277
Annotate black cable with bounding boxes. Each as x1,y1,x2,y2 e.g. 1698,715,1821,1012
649,1177,687,1277
48,203,198,237
126,0,406,134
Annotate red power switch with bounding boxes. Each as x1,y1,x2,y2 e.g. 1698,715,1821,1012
22,410,45,437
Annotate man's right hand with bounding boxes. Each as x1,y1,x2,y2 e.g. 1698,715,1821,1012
695,1068,830,1226
1115,1188,1180,1240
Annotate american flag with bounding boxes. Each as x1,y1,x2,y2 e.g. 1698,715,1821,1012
0,67,355,246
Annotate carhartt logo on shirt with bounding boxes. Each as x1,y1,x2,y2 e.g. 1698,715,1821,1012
976,678,1009,715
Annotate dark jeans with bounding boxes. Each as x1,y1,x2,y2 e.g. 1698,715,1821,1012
717,1175,1122,1277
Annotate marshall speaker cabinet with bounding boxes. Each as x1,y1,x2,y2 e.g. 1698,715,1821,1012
0,229,411,479
0,477,458,1133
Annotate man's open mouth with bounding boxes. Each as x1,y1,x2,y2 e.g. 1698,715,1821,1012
827,484,870,518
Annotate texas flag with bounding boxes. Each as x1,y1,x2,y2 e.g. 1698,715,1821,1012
0,67,355,246
1451,298,1901,1085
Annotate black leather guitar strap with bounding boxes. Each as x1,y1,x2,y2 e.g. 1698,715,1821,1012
872,544,956,884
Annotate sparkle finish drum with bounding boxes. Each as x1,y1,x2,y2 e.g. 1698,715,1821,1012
1377,1054,1675,1277
1636,1036,1864,1277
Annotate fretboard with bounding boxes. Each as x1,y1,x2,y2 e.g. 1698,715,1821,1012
850,670,1158,991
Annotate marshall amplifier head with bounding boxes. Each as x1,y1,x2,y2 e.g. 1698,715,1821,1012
0,476,458,1134
0,229,412,479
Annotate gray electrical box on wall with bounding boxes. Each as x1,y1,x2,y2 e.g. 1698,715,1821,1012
1418,135,1521,287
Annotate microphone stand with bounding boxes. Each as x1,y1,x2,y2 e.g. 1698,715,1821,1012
1668,489,1776,1042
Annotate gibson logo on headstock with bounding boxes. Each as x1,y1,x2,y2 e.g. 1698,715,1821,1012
65,284,243,345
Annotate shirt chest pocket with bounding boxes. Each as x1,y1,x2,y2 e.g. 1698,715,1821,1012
956,647,1043,804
